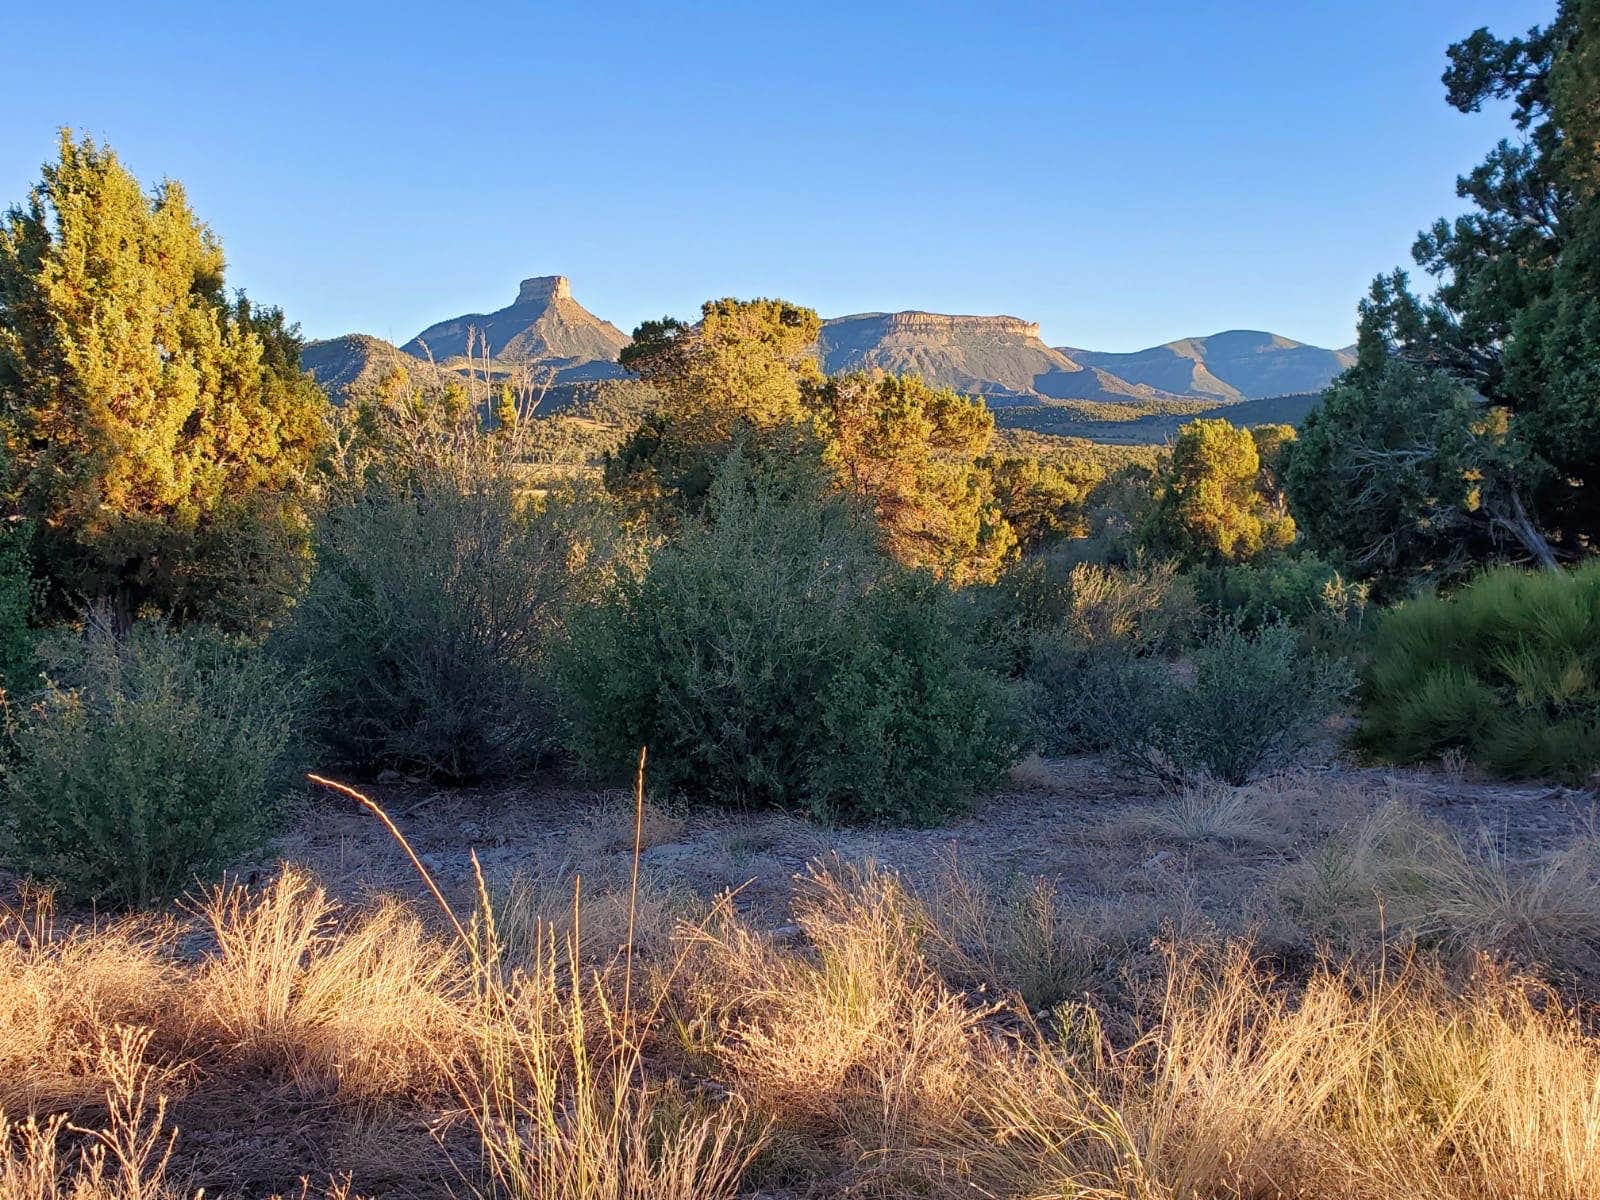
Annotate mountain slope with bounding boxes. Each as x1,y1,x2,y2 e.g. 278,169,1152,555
301,333,459,399
816,311,1191,405
402,275,629,380
1061,330,1355,402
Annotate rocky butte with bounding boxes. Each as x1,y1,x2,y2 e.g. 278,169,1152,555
402,275,630,380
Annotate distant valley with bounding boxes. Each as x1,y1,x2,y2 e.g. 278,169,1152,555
301,275,1355,442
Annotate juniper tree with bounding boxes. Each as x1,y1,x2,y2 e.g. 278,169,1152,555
1293,2,1600,574
0,131,327,629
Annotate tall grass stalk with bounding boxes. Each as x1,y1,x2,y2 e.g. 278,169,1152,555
306,761,762,1200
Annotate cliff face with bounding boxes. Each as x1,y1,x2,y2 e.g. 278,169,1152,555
836,311,1041,338
401,276,629,377
817,311,1183,404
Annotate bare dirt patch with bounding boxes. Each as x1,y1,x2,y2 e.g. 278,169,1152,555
255,755,1600,956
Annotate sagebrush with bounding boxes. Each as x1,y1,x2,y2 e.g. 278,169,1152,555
565,459,1020,821
283,454,625,781
3,619,304,906
1052,618,1353,784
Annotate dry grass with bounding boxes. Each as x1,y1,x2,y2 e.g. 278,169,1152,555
1008,751,1070,791
495,863,693,970
682,856,1600,1200
1133,783,1281,846
7,773,1600,1199
0,891,183,1116
919,848,1101,1011
931,946,1600,1200
0,1028,184,1200
569,792,687,857
681,860,985,1191
0,1024,366,1200
1280,798,1600,972
193,869,470,1099
463,919,761,1200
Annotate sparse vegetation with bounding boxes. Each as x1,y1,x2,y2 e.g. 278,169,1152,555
8,775,1600,1200
2,6,1598,1198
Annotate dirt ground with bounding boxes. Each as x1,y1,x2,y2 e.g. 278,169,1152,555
259,754,1600,952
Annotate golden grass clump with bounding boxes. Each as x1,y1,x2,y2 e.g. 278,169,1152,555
314,767,767,1200
871,941,1600,1200
462,918,763,1200
1280,797,1600,972
682,859,989,1189
918,848,1099,1011
0,892,182,1117
194,868,470,1100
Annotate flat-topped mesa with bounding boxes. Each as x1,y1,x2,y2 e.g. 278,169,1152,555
831,311,1040,338
517,275,571,305
817,308,1086,402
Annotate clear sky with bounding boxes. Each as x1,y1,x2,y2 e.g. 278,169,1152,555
0,1,1556,352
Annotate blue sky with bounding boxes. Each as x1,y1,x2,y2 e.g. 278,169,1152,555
0,1,1555,352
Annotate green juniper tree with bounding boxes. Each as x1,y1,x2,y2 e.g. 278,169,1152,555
0,131,328,630
1141,418,1295,566
1291,2,1600,578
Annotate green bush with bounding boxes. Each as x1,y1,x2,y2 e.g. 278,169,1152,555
1192,555,1368,633
563,461,1021,822
813,574,1023,823
1013,557,1197,753
3,619,304,907
1356,561,1600,782
1030,641,1169,756
1165,618,1354,785
978,553,1197,677
1047,619,1353,785
280,466,615,782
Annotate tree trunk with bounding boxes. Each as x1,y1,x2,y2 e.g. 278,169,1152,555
1496,490,1562,571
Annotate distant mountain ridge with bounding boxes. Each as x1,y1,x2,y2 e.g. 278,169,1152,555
1060,330,1356,402
816,311,1193,405
302,276,1355,418
300,333,458,396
